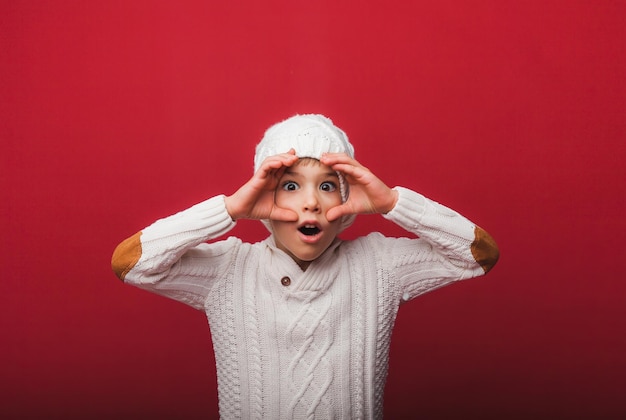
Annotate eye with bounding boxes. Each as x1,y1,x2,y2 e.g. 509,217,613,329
282,181,299,191
320,181,337,192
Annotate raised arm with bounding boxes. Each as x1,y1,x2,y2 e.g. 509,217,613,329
111,195,237,283
111,151,311,308
112,150,301,281
384,186,499,274
321,152,498,274
110,194,239,309
321,152,498,303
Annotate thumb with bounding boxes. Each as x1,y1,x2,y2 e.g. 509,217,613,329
326,203,352,222
269,207,298,222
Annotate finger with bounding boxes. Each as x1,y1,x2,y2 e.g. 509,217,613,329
265,152,298,180
269,155,298,179
272,149,297,163
321,155,369,178
262,155,296,169
258,153,298,176
320,153,362,167
327,163,371,183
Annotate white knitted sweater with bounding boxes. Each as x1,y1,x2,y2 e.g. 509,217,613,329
115,187,495,419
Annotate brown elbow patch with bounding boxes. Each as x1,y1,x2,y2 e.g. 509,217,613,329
111,231,143,281
471,226,500,273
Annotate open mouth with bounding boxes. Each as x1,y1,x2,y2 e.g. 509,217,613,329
298,224,321,236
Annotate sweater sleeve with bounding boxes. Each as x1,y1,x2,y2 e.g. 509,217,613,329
381,187,499,301
111,195,238,309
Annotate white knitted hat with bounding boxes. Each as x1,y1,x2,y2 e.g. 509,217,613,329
254,114,356,231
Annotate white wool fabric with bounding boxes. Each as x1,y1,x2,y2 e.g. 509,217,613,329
116,190,490,419
254,114,355,174
254,114,356,231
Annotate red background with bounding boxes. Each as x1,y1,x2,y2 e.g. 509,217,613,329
2,1,625,418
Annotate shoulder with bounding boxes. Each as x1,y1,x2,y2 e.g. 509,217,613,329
339,232,430,266
339,232,400,254
184,236,260,264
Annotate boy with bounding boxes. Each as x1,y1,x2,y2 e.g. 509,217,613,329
112,114,499,419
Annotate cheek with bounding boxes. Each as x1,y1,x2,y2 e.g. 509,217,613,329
270,221,289,241
323,193,342,207
274,190,291,208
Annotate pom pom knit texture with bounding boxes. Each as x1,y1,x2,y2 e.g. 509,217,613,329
115,187,494,419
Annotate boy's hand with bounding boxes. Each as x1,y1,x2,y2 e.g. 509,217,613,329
320,153,399,222
225,150,299,221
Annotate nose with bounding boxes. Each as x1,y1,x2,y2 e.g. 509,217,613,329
303,187,320,213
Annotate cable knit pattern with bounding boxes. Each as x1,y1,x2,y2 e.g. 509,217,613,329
206,268,241,419
373,259,398,418
241,253,264,419
285,292,333,418
114,188,496,419
348,250,366,418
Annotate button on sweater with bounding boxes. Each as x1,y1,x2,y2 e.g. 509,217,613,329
112,187,499,419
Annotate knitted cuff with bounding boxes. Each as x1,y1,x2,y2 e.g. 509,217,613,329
382,187,428,232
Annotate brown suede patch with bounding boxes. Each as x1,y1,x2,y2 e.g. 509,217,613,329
471,226,500,273
111,231,143,281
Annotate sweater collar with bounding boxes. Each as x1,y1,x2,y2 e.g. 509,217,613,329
262,236,343,296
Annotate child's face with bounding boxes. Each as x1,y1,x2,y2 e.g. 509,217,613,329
270,158,343,270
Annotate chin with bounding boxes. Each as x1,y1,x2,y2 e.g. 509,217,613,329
293,250,320,263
